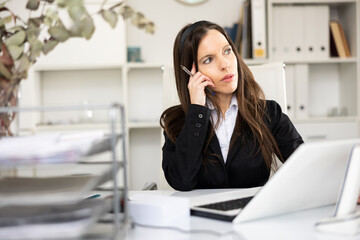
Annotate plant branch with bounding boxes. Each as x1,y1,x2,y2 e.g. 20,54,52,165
41,1,47,15
101,0,108,9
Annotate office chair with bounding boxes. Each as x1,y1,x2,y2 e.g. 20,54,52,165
158,61,288,190
248,61,287,114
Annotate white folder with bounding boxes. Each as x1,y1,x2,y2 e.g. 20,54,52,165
284,64,295,120
271,6,305,61
270,6,286,60
303,6,330,60
294,64,309,119
286,6,305,60
251,0,266,59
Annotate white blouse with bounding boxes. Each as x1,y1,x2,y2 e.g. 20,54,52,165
207,95,238,162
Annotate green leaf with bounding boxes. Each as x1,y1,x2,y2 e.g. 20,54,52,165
7,45,23,60
56,0,66,8
0,15,12,27
0,62,12,80
28,17,44,27
29,39,42,60
119,6,134,19
17,55,31,75
42,40,58,55
101,10,118,28
68,4,86,22
132,13,147,29
80,16,94,40
26,0,40,10
44,0,55,3
66,0,83,6
5,30,26,46
8,26,24,32
27,21,41,42
109,2,124,10
145,22,155,34
69,22,82,37
45,8,59,22
0,2,7,8
48,26,70,42
44,17,51,27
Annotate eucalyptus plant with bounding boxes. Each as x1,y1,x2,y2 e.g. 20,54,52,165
0,0,154,136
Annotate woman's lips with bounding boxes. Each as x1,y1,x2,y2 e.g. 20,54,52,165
221,74,234,82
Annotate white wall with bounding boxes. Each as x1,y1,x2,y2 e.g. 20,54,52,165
126,0,245,64
4,0,244,65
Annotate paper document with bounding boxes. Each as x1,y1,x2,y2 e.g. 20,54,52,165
0,175,108,206
0,199,106,239
0,131,106,165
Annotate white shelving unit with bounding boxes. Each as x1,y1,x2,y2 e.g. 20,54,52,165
267,0,360,142
20,62,164,190
16,0,164,190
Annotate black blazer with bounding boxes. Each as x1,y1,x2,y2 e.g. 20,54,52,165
162,100,304,191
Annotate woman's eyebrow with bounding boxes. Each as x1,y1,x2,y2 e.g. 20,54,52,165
198,53,213,63
198,44,231,63
223,44,231,49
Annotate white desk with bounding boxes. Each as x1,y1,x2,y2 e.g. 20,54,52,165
91,189,360,240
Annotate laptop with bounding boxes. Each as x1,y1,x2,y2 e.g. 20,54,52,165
190,138,360,223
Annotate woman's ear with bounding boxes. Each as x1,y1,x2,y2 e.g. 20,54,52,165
191,63,196,75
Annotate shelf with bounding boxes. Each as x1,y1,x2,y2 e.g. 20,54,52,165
32,63,165,71
282,58,358,64
126,62,164,69
33,64,124,71
128,121,160,129
270,0,357,5
293,116,358,123
245,57,357,65
34,123,123,133
243,59,270,65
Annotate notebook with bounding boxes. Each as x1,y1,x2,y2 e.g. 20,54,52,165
190,138,360,223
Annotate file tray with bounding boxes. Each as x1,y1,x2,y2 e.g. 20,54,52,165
0,103,128,238
0,175,107,206
0,198,106,239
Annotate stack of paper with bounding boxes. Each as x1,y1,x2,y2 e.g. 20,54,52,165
0,199,107,239
0,175,108,206
0,130,121,239
0,131,106,166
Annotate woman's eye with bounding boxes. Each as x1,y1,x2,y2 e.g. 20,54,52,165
224,47,232,55
203,57,212,64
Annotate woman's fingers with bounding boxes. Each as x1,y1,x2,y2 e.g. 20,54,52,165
189,64,214,88
187,71,214,105
191,63,196,76
188,73,212,90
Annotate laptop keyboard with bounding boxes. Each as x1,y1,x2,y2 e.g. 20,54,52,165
197,196,254,211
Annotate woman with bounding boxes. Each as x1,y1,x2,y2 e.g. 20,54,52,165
160,20,303,191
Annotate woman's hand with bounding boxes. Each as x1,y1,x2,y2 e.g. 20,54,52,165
187,64,215,106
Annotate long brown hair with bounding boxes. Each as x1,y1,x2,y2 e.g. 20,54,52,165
160,21,283,171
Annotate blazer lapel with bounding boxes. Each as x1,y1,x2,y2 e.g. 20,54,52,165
208,134,224,163
225,137,242,167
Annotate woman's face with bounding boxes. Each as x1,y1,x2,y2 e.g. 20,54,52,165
197,29,238,96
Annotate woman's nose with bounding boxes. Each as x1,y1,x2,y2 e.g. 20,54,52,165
219,57,230,70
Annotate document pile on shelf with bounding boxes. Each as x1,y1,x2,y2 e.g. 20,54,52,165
0,131,106,165
0,198,106,239
0,131,118,239
0,175,106,205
